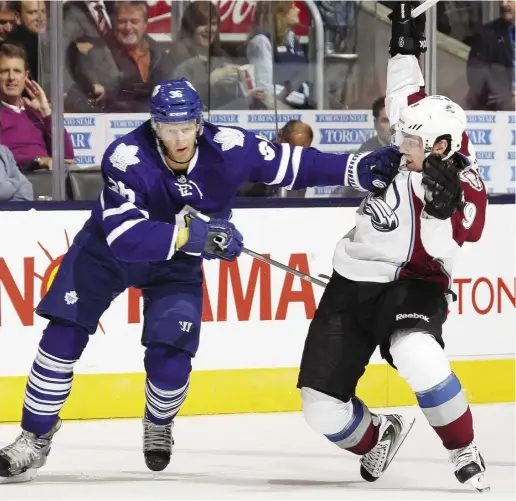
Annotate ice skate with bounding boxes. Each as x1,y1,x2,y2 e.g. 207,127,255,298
0,418,62,483
143,417,174,472
450,441,490,492
360,414,415,482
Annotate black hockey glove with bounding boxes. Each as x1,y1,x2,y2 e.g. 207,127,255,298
388,1,427,57
422,154,465,220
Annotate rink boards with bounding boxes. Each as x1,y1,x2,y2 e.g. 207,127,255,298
0,204,514,421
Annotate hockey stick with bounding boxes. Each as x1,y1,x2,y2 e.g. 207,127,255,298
183,206,329,288
241,247,329,288
411,0,440,18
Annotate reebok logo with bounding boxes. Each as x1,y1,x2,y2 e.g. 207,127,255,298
396,313,430,322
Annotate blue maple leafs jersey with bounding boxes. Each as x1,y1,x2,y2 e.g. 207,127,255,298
92,121,357,262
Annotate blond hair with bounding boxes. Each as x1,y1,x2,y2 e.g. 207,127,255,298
272,1,295,45
251,1,296,46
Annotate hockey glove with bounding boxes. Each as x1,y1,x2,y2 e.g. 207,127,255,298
204,218,244,262
388,1,427,57
422,154,465,220
353,146,403,194
176,216,244,262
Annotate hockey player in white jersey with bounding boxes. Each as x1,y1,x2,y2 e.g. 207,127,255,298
297,1,489,492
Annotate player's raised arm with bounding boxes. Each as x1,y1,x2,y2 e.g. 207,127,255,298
245,133,402,194
385,1,428,127
386,2,487,259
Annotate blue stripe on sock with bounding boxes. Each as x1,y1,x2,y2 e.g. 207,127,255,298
325,398,363,443
416,373,462,409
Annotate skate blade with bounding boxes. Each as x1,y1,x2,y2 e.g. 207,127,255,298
467,473,490,493
384,416,416,471
0,469,38,484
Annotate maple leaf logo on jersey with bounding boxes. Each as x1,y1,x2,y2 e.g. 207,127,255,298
109,143,140,172
213,127,245,151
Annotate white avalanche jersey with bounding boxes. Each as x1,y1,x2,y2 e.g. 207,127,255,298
333,55,488,290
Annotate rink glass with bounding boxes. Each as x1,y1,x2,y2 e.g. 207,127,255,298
30,0,514,200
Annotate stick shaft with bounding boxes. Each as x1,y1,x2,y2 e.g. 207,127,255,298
241,248,328,288
411,0,440,18
183,206,328,288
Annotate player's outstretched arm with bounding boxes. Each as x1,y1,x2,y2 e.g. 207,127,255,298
246,133,402,194
416,154,487,260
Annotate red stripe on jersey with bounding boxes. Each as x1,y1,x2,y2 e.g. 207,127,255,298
398,185,450,290
408,87,427,105
459,131,471,157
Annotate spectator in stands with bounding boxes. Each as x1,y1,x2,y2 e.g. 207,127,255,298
465,0,515,111
72,1,172,112
276,119,313,147
0,1,15,42
4,0,50,92
247,1,312,110
0,143,32,200
357,96,391,153
168,1,247,110
0,44,74,171
62,0,116,111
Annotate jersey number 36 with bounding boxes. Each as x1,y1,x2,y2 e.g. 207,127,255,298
107,177,136,204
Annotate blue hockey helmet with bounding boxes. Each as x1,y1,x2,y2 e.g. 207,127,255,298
149,78,204,134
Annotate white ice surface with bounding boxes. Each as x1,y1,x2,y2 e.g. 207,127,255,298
0,403,514,500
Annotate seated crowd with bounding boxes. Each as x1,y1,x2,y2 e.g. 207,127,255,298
0,0,511,201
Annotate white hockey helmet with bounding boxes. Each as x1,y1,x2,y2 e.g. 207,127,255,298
396,95,467,160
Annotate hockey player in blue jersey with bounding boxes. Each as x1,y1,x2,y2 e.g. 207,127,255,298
0,78,403,481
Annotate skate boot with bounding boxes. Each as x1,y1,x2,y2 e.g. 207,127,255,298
450,441,490,492
0,418,62,483
143,417,174,472
360,414,415,482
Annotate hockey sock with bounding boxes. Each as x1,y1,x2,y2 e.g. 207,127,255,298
390,330,474,450
22,321,90,436
324,397,379,455
144,344,191,425
301,388,379,456
416,372,473,450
